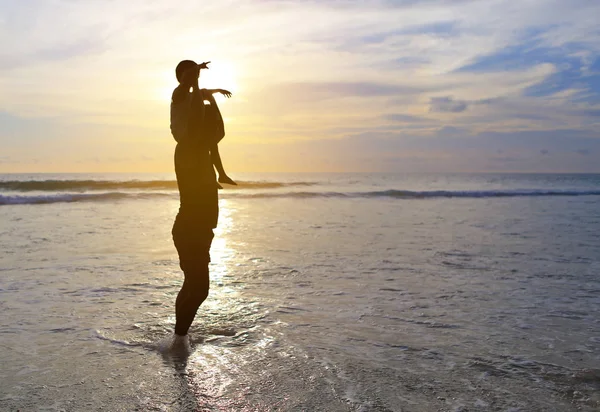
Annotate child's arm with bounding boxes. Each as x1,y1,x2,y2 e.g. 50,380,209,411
205,89,232,98
211,144,237,185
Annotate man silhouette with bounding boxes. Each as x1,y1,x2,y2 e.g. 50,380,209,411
169,60,231,339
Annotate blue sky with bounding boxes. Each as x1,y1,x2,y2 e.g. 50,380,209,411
0,0,599,172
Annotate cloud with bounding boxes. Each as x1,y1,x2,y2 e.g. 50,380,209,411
359,21,459,45
456,29,600,103
513,113,554,121
263,81,425,102
1,0,600,172
0,37,106,71
0,111,61,141
383,113,431,123
458,39,559,73
489,155,522,163
226,126,600,172
429,96,468,113
582,109,600,117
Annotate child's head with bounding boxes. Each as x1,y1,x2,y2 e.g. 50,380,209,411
175,60,198,84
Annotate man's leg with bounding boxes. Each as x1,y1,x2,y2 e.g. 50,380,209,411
172,217,214,336
174,260,210,336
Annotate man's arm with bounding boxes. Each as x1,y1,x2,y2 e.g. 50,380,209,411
170,63,213,142
170,86,192,143
170,88,209,144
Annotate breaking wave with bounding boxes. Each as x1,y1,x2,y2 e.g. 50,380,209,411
0,179,317,192
0,192,175,205
2,189,600,205
238,189,600,199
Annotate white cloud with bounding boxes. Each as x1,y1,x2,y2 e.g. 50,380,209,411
0,0,599,171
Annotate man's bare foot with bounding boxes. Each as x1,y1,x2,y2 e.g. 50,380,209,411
218,175,237,185
156,333,192,363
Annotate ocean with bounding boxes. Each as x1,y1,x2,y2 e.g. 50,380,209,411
1,173,599,411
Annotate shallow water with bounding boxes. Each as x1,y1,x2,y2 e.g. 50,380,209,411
1,173,599,411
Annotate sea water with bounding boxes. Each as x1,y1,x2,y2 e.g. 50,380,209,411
1,173,599,411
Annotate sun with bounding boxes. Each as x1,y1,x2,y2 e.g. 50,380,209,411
201,61,238,104
200,61,237,92
156,60,238,103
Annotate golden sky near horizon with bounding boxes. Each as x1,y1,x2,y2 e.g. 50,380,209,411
1,0,600,173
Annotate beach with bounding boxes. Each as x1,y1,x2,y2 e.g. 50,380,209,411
1,172,599,411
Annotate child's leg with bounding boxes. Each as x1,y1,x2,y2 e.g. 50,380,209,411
211,145,236,185
211,144,226,177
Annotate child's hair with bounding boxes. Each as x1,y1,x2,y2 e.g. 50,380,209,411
175,60,197,83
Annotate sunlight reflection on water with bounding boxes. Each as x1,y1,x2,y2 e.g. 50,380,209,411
211,198,234,275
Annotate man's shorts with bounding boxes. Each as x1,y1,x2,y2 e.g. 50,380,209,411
172,213,215,267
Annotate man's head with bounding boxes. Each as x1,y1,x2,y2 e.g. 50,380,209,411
176,60,198,84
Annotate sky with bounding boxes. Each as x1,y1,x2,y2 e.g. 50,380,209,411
1,0,599,173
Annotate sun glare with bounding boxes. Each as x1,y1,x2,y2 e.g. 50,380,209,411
156,61,238,104
202,61,238,103
202,61,237,91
